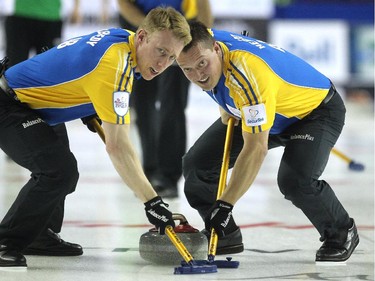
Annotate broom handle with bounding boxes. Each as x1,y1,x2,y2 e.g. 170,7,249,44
88,118,197,265
165,225,195,265
87,118,106,143
208,117,235,261
331,147,352,163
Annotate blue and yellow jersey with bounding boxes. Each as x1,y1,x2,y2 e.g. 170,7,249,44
207,29,331,135
5,28,138,126
131,0,197,20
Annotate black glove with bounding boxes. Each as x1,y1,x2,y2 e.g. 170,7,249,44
144,196,175,234
204,200,234,238
81,114,102,133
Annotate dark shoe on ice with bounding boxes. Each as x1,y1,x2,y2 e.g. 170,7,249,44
202,227,244,255
0,245,27,267
22,228,83,256
316,219,359,262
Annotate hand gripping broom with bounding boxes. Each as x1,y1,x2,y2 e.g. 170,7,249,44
86,118,217,274
181,117,239,268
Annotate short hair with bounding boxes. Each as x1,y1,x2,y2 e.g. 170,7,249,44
182,21,215,53
139,7,192,46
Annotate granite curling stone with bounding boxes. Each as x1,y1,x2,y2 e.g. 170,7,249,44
139,213,208,264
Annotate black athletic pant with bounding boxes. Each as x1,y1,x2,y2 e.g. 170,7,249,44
183,91,351,240
3,15,67,244
0,92,78,250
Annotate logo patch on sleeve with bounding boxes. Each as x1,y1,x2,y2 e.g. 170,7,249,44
113,91,130,116
242,103,267,127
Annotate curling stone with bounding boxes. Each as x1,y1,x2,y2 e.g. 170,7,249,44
139,213,208,265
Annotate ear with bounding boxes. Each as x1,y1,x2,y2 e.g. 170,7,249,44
213,42,221,54
136,29,147,45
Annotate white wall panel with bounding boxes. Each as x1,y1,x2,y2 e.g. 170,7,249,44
269,20,350,85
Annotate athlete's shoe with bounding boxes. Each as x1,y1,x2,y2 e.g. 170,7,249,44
0,245,27,268
202,227,244,255
316,219,359,262
22,228,83,256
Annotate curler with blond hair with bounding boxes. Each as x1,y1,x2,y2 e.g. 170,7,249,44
138,7,192,47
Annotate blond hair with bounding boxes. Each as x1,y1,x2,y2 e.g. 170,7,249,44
138,7,191,46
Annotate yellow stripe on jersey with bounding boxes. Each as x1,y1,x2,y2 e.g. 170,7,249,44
15,87,92,109
88,39,136,124
219,42,328,134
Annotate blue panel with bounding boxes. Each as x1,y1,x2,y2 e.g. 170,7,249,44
274,2,374,23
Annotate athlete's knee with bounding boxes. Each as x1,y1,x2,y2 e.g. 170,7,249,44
183,166,204,205
37,151,79,195
183,179,214,219
182,147,213,178
183,181,199,207
183,168,219,217
60,154,79,194
277,170,295,196
182,150,195,179
277,171,317,201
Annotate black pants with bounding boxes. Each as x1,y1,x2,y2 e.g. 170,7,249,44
5,15,63,66
183,91,351,240
0,92,78,250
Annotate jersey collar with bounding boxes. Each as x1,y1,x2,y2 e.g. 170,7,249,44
128,33,138,74
217,41,230,75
